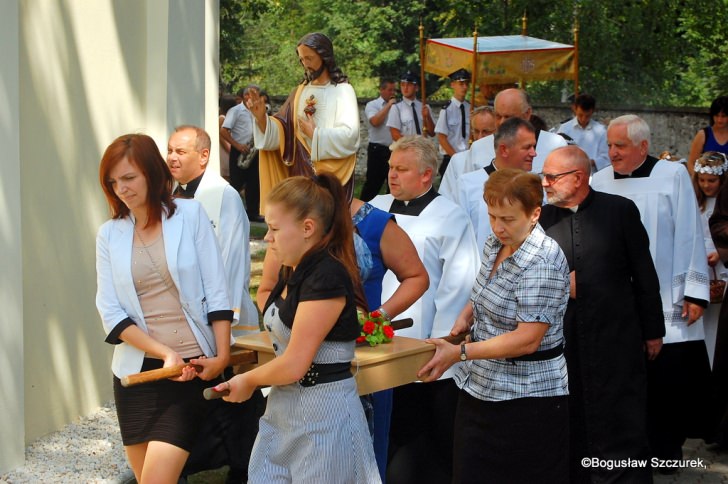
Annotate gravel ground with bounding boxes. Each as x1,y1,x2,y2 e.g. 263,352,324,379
0,401,131,483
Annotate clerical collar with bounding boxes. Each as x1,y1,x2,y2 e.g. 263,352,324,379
613,156,658,179
389,187,439,216
175,173,204,198
484,158,497,175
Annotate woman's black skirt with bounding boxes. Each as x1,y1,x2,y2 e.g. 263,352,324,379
452,390,569,484
113,357,220,451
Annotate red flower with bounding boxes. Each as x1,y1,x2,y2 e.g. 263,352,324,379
370,309,382,319
383,325,395,339
356,335,366,344
362,321,376,335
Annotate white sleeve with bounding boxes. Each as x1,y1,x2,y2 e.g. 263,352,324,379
95,224,133,335
431,206,480,338
387,104,402,130
253,114,281,150
434,107,448,135
672,169,710,303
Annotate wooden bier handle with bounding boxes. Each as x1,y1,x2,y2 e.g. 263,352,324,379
203,386,230,400
120,349,257,387
440,333,468,345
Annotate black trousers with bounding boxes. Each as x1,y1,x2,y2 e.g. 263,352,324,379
229,147,260,219
359,143,391,202
182,368,266,483
386,379,458,484
646,340,712,460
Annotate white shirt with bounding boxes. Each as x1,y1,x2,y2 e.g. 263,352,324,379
365,96,393,146
435,98,470,154
387,98,430,136
222,103,254,145
558,117,609,171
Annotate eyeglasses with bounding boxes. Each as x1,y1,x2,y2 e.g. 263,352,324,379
539,170,578,183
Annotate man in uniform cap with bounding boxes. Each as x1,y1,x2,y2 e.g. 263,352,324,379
387,70,435,141
435,68,471,176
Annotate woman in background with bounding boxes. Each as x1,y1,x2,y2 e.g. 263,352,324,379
693,151,728,366
688,95,728,176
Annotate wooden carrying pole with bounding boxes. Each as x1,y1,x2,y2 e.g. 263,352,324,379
120,349,257,387
419,19,427,134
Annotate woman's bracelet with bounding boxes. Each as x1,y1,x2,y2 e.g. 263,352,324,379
376,306,391,322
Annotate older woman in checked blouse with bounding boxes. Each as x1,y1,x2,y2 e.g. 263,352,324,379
419,168,570,483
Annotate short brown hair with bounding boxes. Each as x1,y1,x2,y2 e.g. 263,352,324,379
484,168,542,213
98,133,176,226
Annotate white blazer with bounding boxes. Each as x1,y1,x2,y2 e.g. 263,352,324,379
95,199,233,378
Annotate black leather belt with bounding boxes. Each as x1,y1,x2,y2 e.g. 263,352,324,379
299,362,352,387
368,142,389,149
506,342,564,364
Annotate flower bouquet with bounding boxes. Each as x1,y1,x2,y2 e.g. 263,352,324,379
356,309,395,347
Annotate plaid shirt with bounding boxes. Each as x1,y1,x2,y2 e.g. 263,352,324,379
454,224,570,401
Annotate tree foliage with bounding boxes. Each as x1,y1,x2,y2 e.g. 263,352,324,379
220,0,728,107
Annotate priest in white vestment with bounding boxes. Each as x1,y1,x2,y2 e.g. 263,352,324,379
167,126,263,482
455,117,567,256
370,135,479,482
591,114,711,464
167,126,258,335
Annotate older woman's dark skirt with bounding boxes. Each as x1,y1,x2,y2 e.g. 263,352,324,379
452,390,569,484
113,358,217,452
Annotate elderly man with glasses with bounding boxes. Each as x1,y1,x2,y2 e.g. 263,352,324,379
540,145,664,483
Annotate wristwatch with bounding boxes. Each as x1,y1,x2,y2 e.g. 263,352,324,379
460,343,467,361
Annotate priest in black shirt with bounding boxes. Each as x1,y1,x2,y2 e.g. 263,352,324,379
539,145,665,483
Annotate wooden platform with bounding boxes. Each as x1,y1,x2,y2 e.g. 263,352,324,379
234,332,436,395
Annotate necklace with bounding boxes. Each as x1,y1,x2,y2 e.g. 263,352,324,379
134,223,175,294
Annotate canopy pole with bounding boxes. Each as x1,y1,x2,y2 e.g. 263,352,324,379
471,26,478,112
520,11,528,90
521,10,528,36
419,18,427,134
573,16,580,98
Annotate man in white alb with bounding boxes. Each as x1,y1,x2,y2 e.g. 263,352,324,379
166,125,263,483
455,117,537,255
591,114,711,467
370,135,479,483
